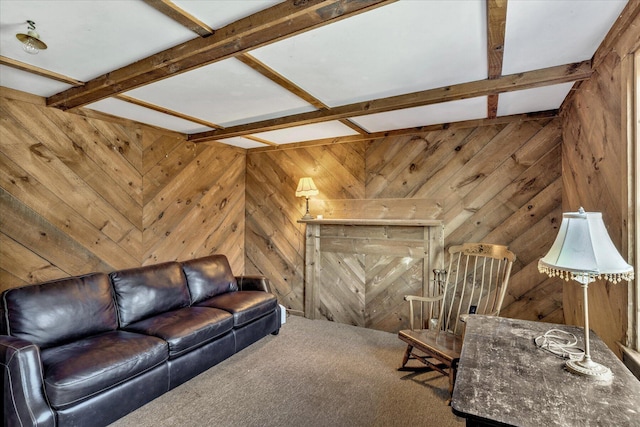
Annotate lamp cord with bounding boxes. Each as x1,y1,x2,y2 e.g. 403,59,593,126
534,329,585,361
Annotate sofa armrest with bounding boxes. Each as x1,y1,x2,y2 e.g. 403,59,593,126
0,335,55,427
236,275,271,293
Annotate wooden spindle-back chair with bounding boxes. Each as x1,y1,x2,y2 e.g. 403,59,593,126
398,243,516,401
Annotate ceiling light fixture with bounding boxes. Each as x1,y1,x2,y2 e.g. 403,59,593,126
16,20,47,55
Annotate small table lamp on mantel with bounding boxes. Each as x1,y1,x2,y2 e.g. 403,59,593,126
538,207,634,380
296,177,319,220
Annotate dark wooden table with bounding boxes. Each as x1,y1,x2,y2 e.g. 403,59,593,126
451,315,640,427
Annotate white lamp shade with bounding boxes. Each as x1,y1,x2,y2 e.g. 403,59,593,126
538,208,634,284
295,177,319,198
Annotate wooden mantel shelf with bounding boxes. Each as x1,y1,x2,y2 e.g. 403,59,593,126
298,218,443,226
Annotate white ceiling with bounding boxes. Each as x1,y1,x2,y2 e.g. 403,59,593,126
0,0,629,149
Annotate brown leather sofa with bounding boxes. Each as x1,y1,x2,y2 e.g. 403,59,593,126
0,255,281,427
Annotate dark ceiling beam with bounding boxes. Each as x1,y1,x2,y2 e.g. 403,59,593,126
46,0,397,111
142,0,214,37
130,1,370,136
188,60,592,142
486,0,508,78
486,0,508,119
246,110,559,152
236,53,369,135
144,1,371,138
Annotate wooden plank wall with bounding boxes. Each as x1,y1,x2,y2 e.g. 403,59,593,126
246,118,564,329
245,143,366,313
0,87,245,293
561,10,639,354
141,130,246,268
0,85,565,333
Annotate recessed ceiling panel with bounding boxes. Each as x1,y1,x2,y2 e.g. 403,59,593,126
125,58,316,127
502,0,628,75
172,0,282,28
351,97,488,133
250,0,487,107
215,137,269,150
252,121,360,145
0,65,72,97
497,83,574,117
86,98,212,134
0,0,196,81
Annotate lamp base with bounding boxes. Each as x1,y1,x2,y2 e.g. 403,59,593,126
300,212,315,220
566,358,613,380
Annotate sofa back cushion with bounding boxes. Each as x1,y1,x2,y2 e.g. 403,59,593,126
2,273,118,348
110,261,190,327
181,255,238,304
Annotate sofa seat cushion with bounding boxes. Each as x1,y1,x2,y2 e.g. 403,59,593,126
124,307,233,359
41,330,167,409
197,291,277,327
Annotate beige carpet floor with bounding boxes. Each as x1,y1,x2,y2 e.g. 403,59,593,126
110,315,465,427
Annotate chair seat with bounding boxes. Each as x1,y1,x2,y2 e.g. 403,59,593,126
398,329,463,362
398,243,516,403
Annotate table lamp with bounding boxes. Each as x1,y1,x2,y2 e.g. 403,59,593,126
538,207,634,380
296,177,318,220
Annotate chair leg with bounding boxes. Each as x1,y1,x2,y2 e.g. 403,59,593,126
446,363,458,406
401,344,413,368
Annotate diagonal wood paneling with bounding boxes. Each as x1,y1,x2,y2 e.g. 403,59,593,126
246,118,564,330
141,139,246,267
0,89,143,282
364,119,563,329
303,222,440,332
365,254,425,330
1,98,143,259
0,87,246,293
318,250,365,324
1,85,564,333
245,144,366,312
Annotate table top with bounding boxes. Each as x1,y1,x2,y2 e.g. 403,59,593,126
451,316,640,427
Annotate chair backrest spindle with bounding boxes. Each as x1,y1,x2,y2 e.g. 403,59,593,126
435,243,515,336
